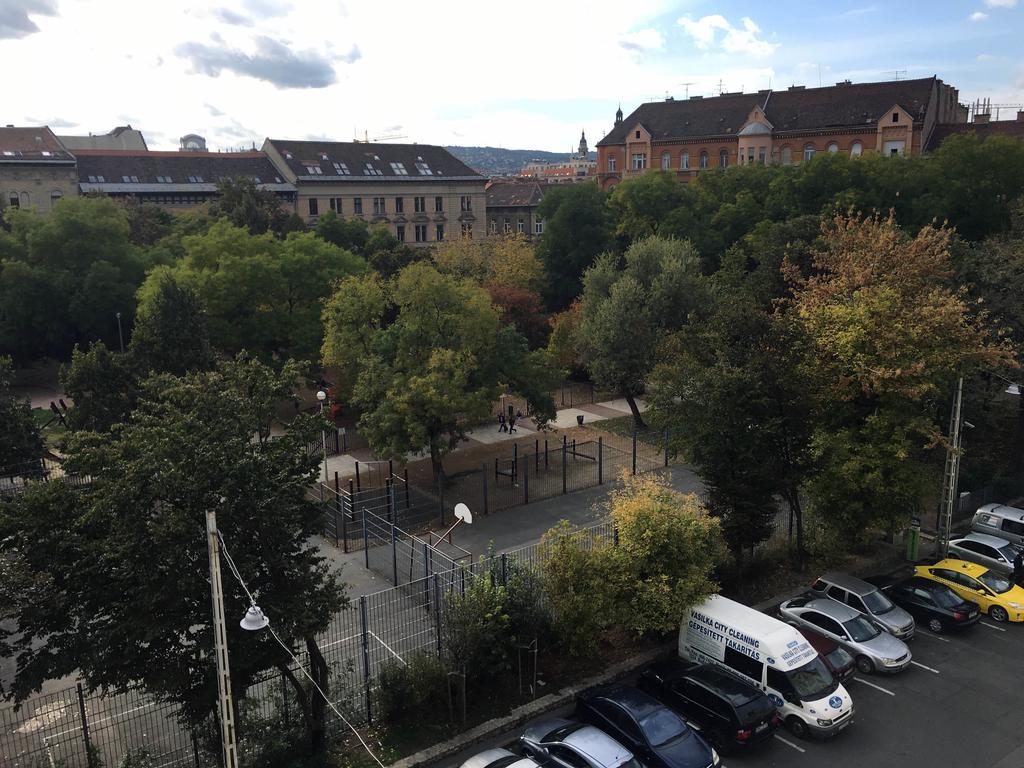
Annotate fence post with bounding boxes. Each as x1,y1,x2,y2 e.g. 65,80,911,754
281,669,290,727
333,471,341,547
423,542,431,582
76,683,95,768
482,463,489,515
333,428,340,454
387,480,396,523
663,429,670,468
535,439,539,472
632,431,638,475
613,526,620,547
359,596,372,722
438,472,446,525
391,523,399,586
355,461,361,491
523,455,529,504
562,436,567,494
434,572,443,656
404,469,411,509
192,731,202,768
501,553,508,585
598,436,603,484
545,439,549,469
362,506,369,569
342,428,348,453
388,458,394,478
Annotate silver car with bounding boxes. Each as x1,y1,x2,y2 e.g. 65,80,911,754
810,571,916,639
459,748,541,768
972,503,1024,547
949,533,1023,576
521,719,641,768
780,596,912,675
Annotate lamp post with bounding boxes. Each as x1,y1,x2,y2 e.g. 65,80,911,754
115,312,124,353
316,390,329,485
206,509,240,768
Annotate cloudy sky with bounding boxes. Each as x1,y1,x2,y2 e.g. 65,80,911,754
3,0,1022,152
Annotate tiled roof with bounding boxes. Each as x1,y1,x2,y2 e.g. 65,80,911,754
486,180,546,208
265,139,483,181
597,77,938,146
927,120,1024,150
73,150,294,192
59,125,148,151
0,126,75,163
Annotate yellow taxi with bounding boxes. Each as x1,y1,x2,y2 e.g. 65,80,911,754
914,558,1024,623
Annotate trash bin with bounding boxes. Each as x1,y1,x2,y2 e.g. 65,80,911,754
906,516,921,562
576,414,584,426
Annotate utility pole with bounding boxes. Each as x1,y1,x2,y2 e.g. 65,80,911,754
938,377,964,557
115,312,124,353
206,510,240,768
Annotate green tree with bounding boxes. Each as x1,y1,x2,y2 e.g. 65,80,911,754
209,176,295,236
0,355,346,749
314,210,370,253
60,342,139,433
607,171,688,243
577,236,707,427
129,271,215,375
322,263,556,480
123,198,174,247
536,184,613,310
0,356,45,471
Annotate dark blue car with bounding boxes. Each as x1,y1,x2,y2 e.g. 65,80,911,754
576,685,720,768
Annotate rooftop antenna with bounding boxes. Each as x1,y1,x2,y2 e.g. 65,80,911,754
678,81,695,98
717,78,724,96
818,64,822,88
885,69,908,81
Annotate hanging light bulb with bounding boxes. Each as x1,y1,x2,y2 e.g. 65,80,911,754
240,605,269,632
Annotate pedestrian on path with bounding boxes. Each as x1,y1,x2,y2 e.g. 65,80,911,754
498,412,508,432
508,414,517,433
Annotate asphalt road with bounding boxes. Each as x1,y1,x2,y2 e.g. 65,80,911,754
441,612,1024,768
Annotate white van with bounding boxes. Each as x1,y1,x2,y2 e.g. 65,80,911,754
679,595,854,739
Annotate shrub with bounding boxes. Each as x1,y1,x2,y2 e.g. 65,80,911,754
442,572,513,683
375,652,448,724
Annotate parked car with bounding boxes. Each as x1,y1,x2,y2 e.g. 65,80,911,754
779,596,912,675
459,748,541,768
872,575,981,633
637,658,779,753
576,685,721,768
793,626,856,683
913,558,1024,622
972,503,1024,547
947,533,1023,577
810,572,915,639
520,719,642,768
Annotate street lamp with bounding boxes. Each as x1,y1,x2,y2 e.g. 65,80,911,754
115,311,124,353
316,390,329,485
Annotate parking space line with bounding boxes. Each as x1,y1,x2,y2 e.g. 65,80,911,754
773,734,807,753
980,621,1007,632
850,677,896,696
915,631,950,643
910,660,940,674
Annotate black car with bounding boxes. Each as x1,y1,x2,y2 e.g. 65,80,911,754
875,576,981,633
637,659,779,754
576,685,720,768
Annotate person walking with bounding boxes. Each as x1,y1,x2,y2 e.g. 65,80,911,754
498,412,507,432
508,414,517,433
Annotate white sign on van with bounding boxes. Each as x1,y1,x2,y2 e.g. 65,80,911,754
687,608,762,662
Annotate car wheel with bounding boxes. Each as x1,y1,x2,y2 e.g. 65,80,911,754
855,655,874,675
927,617,944,633
990,605,1009,623
786,716,809,739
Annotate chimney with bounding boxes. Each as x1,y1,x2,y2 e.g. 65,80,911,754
974,113,990,124
1017,110,1024,122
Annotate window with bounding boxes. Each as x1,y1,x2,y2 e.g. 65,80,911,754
547,746,589,768
1003,519,1024,536
635,130,641,139
780,145,792,164
803,144,816,161
414,196,425,213
661,152,671,170
767,667,794,695
304,165,323,175
745,147,754,164
50,190,62,203
308,198,319,216
435,195,443,212
390,162,408,175
631,153,647,170
850,141,863,157
758,146,766,164
395,197,404,213
187,175,204,183
329,197,342,213
121,175,140,183
827,142,839,153
489,220,498,234
892,111,899,123
608,155,616,172
517,217,524,233
699,151,709,169
534,218,544,235
8,194,18,208
460,195,472,212
719,149,728,168
723,646,762,681
156,175,173,183
826,586,846,602
363,162,383,176
333,162,350,175
414,224,428,242
353,197,363,215
435,224,445,241
503,217,511,233
415,160,433,175
396,225,405,242
845,594,868,614
373,197,386,215
681,152,689,169
883,140,905,157
803,612,842,636
461,222,473,237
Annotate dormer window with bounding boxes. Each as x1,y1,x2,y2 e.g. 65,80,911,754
333,162,350,175
363,162,383,176
305,165,323,175
121,175,140,183
390,162,408,175
187,175,204,183
156,175,173,183
414,160,432,175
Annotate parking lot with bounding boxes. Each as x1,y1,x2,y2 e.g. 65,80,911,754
443,605,1024,768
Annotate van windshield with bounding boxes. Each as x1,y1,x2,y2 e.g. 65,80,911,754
786,657,837,701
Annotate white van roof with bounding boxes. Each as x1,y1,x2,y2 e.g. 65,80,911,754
690,595,814,668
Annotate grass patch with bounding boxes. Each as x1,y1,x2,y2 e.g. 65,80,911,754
591,414,663,448
31,407,66,448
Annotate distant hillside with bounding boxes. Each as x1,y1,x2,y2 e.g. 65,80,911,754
446,146,597,176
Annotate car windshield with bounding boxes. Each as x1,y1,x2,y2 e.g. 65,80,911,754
929,585,965,609
842,615,881,642
978,571,1013,594
786,657,837,701
639,708,688,747
862,589,895,614
827,646,854,670
998,544,1019,562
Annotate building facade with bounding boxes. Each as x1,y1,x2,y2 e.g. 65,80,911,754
0,126,78,214
520,131,597,183
596,77,967,191
57,125,148,151
928,111,1024,149
262,139,487,244
485,180,547,237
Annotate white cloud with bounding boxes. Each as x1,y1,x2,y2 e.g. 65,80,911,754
969,11,989,21
619,28,664,52
977,53,995,61
677,14,779,57
983,0,1016,7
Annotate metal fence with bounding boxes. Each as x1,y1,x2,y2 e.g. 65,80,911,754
0,458,92,497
